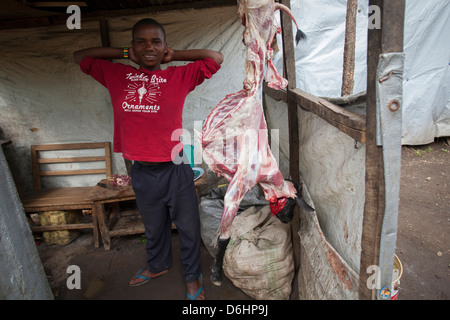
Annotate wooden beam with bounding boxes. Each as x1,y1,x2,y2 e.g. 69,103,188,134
341,0,358,96
278,0,303,293
263,82,287,102
31,223,93,232
36,156,106,163
359,0,405,300
263,84,366,143
359,10,384,298
99,18,110,48
28,2,87,7
288,88,366,143
33,142,108,151
279,0,299,185
100,16,132,174
39,169,106,176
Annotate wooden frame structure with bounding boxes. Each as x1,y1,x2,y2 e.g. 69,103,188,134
264,0,405,300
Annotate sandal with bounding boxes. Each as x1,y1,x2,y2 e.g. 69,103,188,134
186,274,204,300
129,268,167,287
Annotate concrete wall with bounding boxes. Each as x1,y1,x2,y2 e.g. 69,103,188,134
0,146,53,299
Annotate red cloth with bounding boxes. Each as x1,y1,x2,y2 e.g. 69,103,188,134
80,56,220,161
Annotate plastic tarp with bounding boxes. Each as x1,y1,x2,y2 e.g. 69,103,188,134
376,52,404,298
273,0,450,145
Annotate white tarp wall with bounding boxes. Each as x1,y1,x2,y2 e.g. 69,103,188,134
264,94,364,299
273,0,450,145
0,6,245,193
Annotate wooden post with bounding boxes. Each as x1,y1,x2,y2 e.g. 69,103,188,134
341,0,358,96
359,0,405,300
280,0,299,185
279,1,302,295
98,18,132,175
99,19,110,48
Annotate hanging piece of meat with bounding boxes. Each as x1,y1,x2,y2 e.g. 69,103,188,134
201,0,313,286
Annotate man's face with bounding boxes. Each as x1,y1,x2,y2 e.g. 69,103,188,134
132,24,167,71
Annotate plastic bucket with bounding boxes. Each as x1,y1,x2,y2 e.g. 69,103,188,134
391,254,403,300
183,144,194,168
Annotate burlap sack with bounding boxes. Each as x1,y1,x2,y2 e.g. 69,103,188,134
223,205,294,300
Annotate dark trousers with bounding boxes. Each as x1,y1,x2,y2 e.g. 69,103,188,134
130,160,201,283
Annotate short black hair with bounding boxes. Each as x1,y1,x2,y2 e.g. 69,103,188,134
132,18,166,41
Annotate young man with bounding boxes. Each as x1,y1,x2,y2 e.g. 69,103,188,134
74,18,223,300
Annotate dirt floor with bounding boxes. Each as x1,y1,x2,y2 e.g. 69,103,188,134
38,231,252,300
35,140,449,300
395,139,449,300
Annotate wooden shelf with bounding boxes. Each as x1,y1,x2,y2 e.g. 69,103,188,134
108,210,145,237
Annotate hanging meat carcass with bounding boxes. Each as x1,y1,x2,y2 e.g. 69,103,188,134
201,0,313,286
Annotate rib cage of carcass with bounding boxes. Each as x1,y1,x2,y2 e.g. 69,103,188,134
201,0,307,240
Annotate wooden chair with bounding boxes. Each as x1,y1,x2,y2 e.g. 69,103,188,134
21,142,112,247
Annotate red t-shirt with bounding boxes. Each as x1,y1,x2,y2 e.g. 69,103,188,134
80,56,220,162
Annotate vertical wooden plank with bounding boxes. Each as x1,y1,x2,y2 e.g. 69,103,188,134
104,142,112,179
94,201,111,250
98,19,110,48
381,0,405,53
279,0,297,88
31,145,41,191
341,0,358,96
91,205,100,248
279,0,302,284
98,19,117,175
359,0,405,300
359,0,384,300
280,0,299,185
98,19,132,175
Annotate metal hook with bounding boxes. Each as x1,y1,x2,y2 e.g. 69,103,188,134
379,71,393,83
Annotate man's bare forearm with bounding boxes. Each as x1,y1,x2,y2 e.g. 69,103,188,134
74,47,224,66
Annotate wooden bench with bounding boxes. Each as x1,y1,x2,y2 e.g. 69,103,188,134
21,142,112,247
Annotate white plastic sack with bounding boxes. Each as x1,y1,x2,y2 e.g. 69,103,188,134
223,205,294,300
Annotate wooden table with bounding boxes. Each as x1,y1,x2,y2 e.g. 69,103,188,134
86,166,207,250
86,179,138,250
